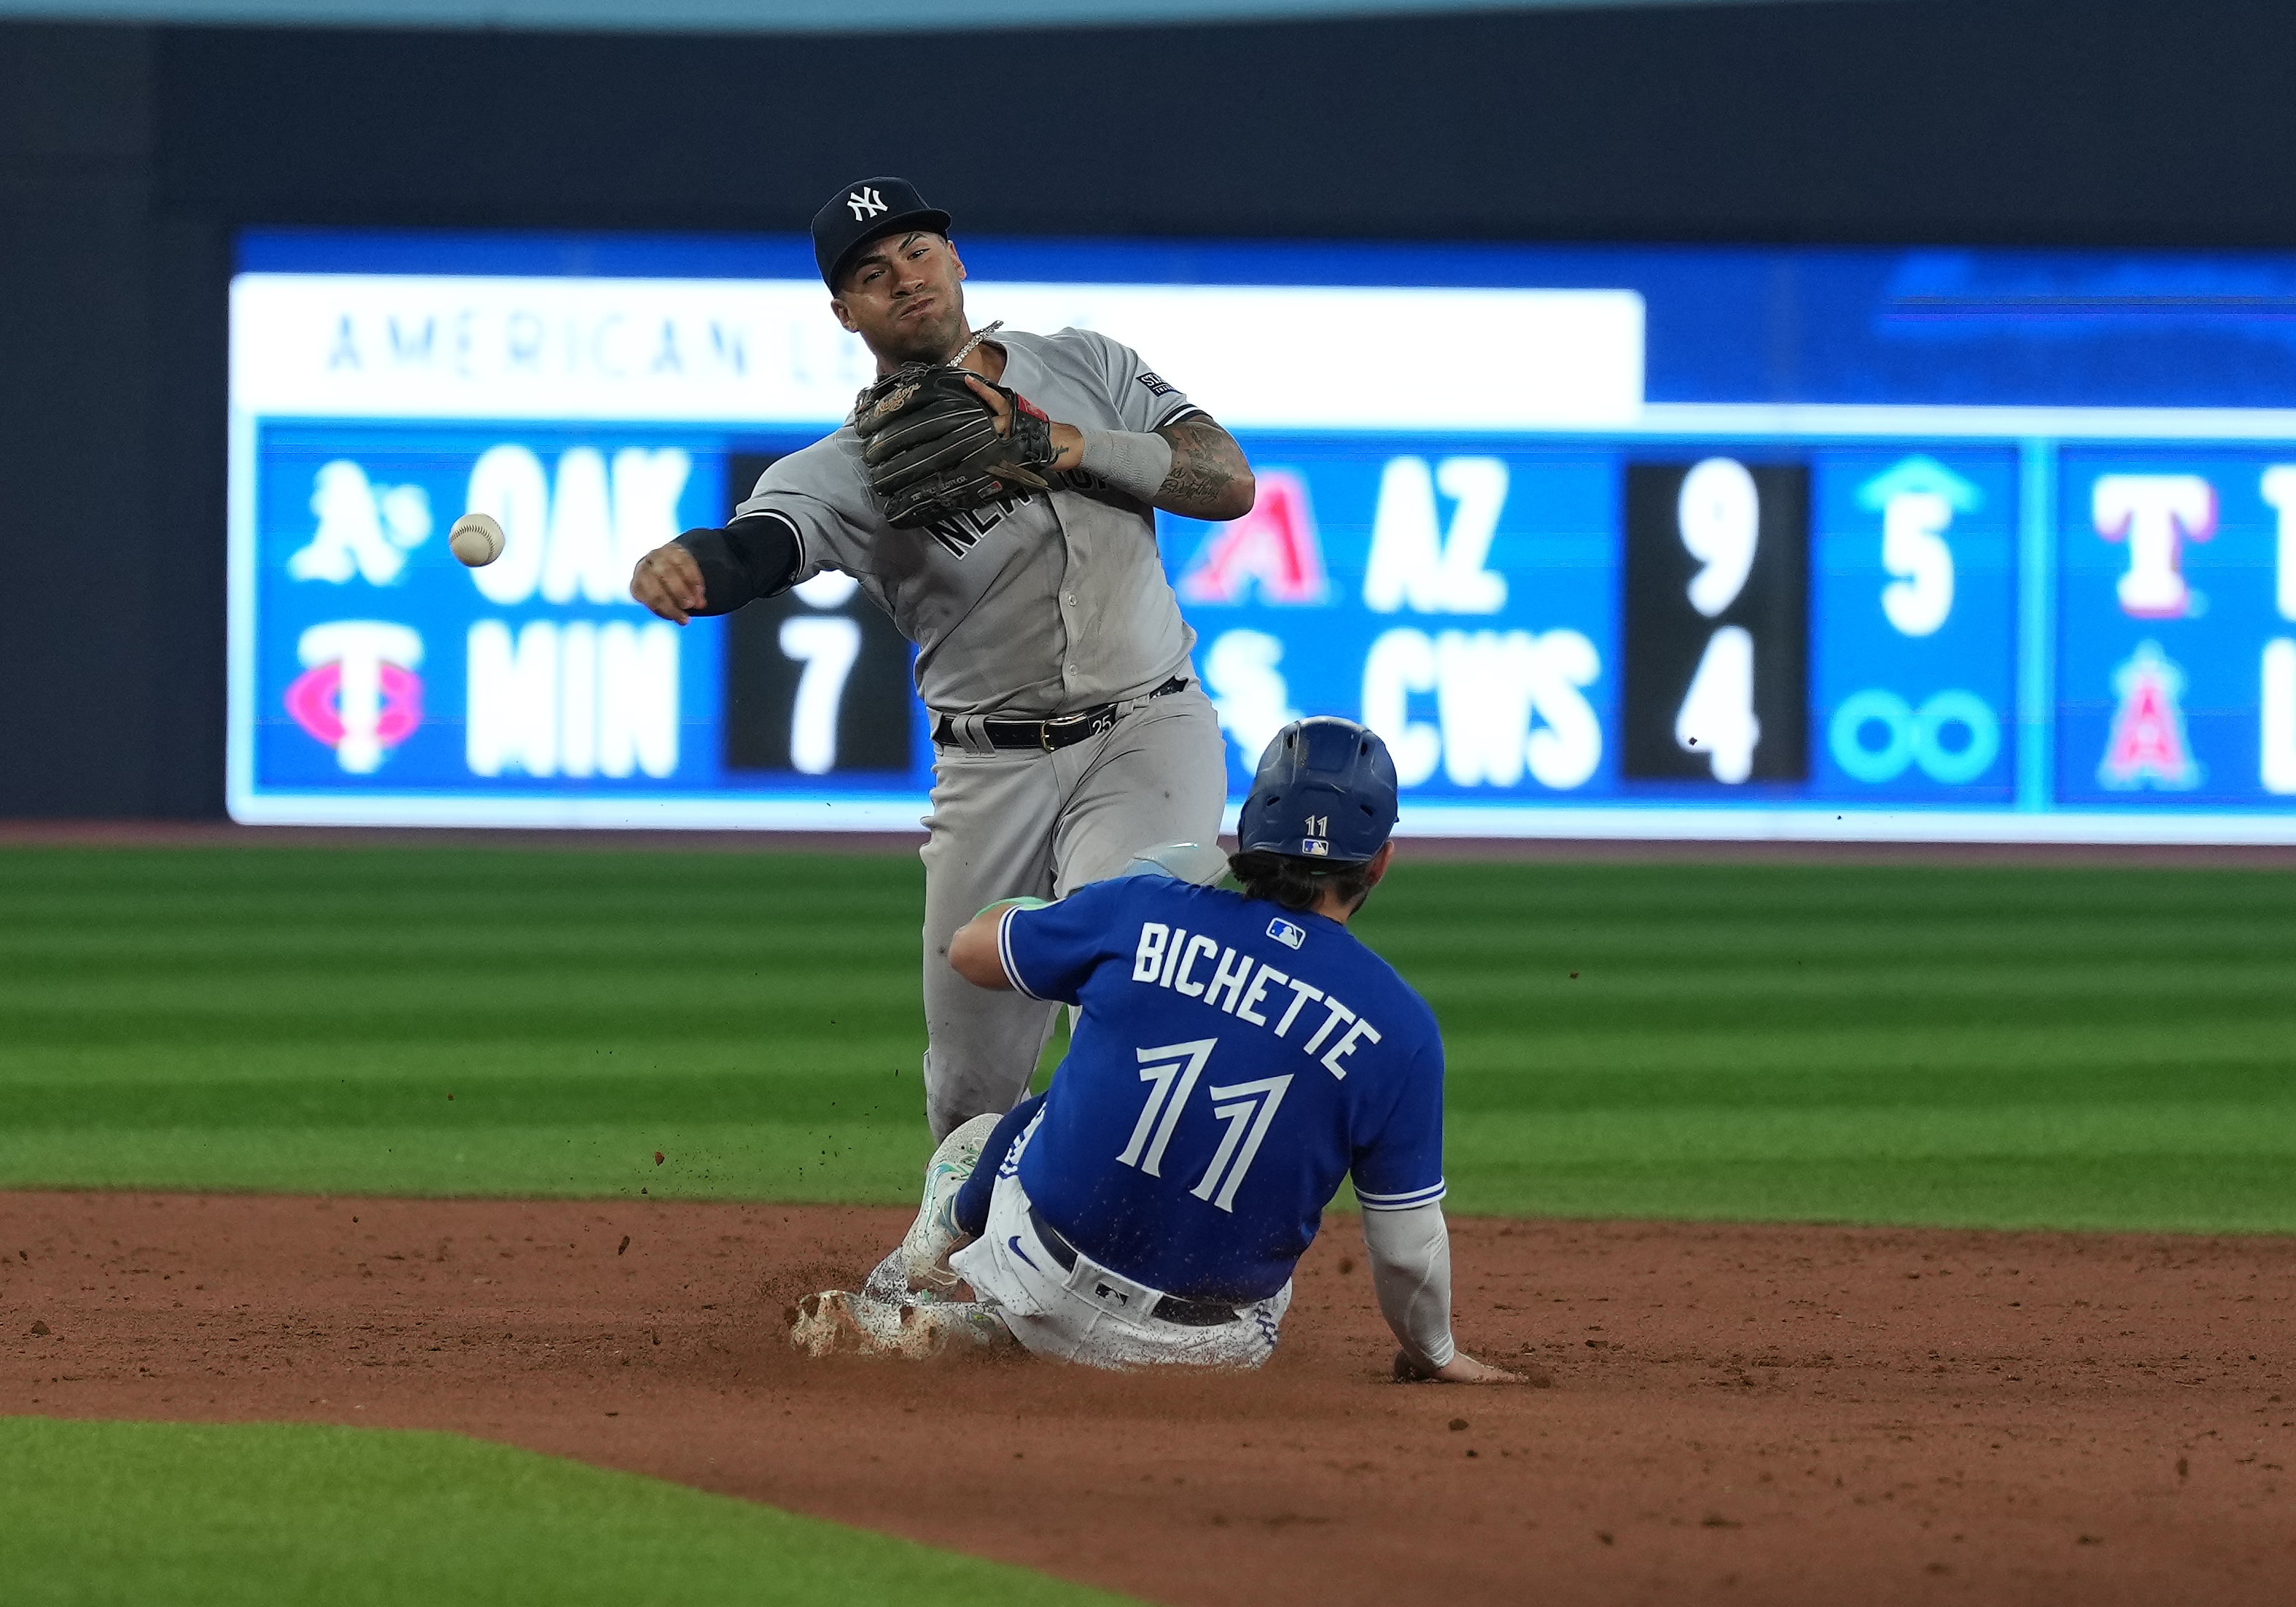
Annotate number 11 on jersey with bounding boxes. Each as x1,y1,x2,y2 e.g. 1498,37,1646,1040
1116,1039,1291,1215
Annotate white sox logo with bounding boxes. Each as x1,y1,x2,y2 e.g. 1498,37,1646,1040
846,187,889,221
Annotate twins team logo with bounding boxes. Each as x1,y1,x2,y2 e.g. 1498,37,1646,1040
287,460,432,587
2097,639,2200,791
1178,471,1327,605
846,187,888,220
285,621,425,774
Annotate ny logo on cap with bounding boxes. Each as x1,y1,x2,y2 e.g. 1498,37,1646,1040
846,187,888,220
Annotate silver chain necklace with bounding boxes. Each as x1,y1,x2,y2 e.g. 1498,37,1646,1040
947,319,1003,368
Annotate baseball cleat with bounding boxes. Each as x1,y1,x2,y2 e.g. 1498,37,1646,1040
900,1111,1001,1294
860,1248,911,1305
787,1289,1008,1360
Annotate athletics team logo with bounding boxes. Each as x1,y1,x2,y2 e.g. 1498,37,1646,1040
287,460,432,587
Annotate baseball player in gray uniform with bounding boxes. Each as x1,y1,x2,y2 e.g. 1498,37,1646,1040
630,176,1252,1141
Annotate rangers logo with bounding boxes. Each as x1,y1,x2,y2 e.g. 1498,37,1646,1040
846,187,888,220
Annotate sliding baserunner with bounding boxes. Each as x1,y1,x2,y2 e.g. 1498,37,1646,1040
789,718,1522,1382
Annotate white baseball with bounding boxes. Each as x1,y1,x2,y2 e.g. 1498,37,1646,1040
448,512,505,567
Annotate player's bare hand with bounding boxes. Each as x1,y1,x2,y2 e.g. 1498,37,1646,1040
964,376,1084,471
1393,1347,1539,1385
630,542,707,625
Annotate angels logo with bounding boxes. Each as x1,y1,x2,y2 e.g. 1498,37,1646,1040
2097,639,2200,791
285,621,424,774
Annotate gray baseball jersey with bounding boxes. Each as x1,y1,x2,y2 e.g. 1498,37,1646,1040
733,327,1204,719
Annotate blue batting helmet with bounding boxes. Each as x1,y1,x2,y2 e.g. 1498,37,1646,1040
1237,717,1399,863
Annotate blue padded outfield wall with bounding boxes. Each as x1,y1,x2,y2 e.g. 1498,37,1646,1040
231,230,2296,842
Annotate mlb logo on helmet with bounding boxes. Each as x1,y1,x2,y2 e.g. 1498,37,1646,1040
1301,838,1331,856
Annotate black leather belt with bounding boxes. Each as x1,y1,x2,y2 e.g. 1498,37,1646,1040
1026,1203,1242,1328
934,677,1190,752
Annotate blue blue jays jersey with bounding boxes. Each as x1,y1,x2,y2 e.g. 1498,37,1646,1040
996,875,1446,1304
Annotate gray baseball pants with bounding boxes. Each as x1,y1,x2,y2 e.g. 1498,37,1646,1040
918,681,1228,1139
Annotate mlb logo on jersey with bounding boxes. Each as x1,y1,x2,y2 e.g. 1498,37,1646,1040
1266,917,1306,950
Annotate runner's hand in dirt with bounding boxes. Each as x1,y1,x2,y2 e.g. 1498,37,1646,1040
1394,1348,1536,1384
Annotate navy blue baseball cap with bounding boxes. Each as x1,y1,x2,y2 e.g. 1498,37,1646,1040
1237,717,1401,864
812,176,952,290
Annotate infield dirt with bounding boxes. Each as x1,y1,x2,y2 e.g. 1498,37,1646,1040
3,1191,2292,1606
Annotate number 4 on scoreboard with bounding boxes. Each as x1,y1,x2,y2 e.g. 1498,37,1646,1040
1675,625,1759,784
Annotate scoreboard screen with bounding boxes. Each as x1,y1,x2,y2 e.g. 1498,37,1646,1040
228,230,2296,841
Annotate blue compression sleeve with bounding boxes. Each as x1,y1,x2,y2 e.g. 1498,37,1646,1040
954,1092,1044,1239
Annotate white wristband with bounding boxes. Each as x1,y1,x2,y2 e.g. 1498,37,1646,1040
1078,429,1174,502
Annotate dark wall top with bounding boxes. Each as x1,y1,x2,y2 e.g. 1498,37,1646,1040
5,0,2296,816
147,1,2296,245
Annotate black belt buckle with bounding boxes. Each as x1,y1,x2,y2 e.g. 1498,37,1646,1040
1038,707,1116,752
1150,1293,1242,1327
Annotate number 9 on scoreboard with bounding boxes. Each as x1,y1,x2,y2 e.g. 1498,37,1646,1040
1621,458,1809,784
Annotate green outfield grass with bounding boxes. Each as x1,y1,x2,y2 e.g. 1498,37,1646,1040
2,844,2294,1231
0,1417,1132,1606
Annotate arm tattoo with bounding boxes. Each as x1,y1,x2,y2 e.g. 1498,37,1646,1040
1153,414,1254,519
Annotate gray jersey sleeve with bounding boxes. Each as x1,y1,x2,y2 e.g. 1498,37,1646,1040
1068,329,1206,434
729,432,880,588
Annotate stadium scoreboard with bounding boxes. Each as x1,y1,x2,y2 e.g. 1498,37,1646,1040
229,232,2296,841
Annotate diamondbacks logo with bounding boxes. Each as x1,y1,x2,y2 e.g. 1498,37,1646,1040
1179,470,1326,605
846,187,888,220
2098,639,2201,790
